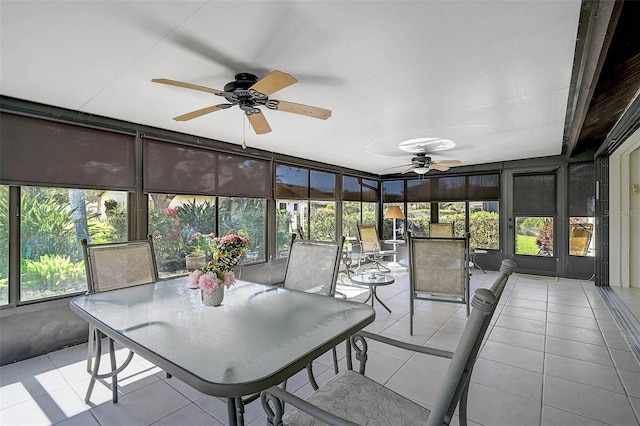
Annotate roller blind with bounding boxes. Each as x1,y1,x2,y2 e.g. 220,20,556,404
0,112,135,189
513,173,556,215
342,175,380,202
405,173,499,202
569,163,595,216
382,180,404,202
143,138,270,197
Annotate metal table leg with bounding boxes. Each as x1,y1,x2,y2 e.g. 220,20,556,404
372,287,392,313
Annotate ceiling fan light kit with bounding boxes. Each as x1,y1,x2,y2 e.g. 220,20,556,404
152,70,331,136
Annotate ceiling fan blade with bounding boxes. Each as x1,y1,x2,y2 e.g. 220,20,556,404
435,159,462,165
173,105,224,121
269,100,332,120
250,70,297,96
152,78,224,96
401,166,416,174
246,110,272,134
430,164,450,172
383,163,413,171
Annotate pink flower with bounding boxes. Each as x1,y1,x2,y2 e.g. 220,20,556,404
223,271,236,288
198,271,220,292
187,270,202,289
165,207,179,215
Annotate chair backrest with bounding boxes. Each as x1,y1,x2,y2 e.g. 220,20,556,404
429,222,455,238
283,237,344,296
81,236,158,293
409,236,468,297
427,259,517,426
569,223,593,256
357,224,381,252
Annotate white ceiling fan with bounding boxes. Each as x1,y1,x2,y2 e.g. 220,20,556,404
385,152,462,175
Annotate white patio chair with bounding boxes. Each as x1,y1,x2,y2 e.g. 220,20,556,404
81,236,158,403
261,260,517,426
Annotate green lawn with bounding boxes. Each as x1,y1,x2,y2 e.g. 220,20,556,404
516,235,539,255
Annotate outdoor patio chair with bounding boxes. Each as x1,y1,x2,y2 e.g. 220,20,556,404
81,236,158,403
261,259,517,426
569,222,594,256
357,224,396,273
429,222,455,237
283,237,345,381
409,235,471,335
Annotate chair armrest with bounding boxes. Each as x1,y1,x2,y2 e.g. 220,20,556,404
261,386,358,426
359,241,379,253
355,330,454,359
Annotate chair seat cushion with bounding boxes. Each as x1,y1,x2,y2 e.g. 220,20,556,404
282,370,431,425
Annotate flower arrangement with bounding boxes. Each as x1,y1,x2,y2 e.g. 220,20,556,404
188,234,250,293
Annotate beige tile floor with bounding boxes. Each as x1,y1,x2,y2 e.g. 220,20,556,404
1,267,640,425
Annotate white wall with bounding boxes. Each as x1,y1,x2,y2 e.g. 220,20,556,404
609,128,640,288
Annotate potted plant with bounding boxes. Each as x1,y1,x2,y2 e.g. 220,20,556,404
185,232,215,270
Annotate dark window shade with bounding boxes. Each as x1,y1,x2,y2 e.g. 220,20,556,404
382,180,404,202
407,179,433,201
405,173,499,202
310,170,336,199
0,113,135,189
432,176,466,201
143,139,216,195
468,174,500,200
342,176,361,201
275,164,309,198
361,179,380,202
217,153,270,197
569,163,595,216
513,173,557,215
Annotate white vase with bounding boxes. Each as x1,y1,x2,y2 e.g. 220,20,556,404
201,287,224,307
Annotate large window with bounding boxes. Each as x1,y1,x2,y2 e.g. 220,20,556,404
276,200,308,258
275,164,338,257
382,203,404,240
469,201,500,250
342,201,361,240
20,186,128,301
515,217,554,256
310,201,337,241
218,197,266,264
406,203,431,236
0,186,8,305
148,194,216,278
437,202,466,238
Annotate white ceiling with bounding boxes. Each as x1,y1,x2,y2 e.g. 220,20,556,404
0,1,581,175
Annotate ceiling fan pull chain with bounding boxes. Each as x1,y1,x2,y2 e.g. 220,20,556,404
242,114,247,150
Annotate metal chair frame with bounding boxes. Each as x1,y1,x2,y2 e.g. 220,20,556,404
81,235,158,404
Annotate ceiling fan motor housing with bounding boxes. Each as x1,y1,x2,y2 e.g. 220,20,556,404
412,154,431,165
223,73,267,107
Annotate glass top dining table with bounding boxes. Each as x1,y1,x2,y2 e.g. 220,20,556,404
70,278,375,425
